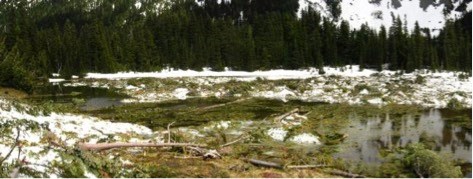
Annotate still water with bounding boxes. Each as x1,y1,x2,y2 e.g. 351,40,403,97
336,109,472,163
30,85,126,111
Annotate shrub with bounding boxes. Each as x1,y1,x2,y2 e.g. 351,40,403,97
414,75,425,84
447,98,462,109
378,144,462,178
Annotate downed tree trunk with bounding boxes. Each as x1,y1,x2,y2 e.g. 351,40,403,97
245,158,283,169
78,142,206,151
328,169,365,178
287,165,331,169
198,98,251,111
273,108,299,123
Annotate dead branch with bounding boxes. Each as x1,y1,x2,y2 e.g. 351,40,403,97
220,135,249,148
245,158,283,169
286,164,331,169
0,127,20,164
167,121,176,143
198,98,251,111
78,142,206,151
273,108,299,123
327,169,365,178
173,156,201,159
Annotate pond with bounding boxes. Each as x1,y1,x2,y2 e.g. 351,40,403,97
29,84,127,111
335,108,472,165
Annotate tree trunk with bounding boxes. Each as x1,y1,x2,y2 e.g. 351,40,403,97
78,142,206,151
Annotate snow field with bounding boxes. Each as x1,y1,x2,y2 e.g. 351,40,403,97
60,65,471,108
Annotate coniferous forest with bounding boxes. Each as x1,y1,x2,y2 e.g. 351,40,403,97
0,0,471,92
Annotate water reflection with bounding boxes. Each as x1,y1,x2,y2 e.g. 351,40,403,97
336,109,472,163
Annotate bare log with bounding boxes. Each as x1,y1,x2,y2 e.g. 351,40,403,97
328,169,365,178
286,164,331,169
78,142,206,151
198,98,251,111
245,158,283,169
273,108,299,123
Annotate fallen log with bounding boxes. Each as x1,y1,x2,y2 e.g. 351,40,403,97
245,158,283,169
273,108,299,123
286,164,331,169
78,142,206,151
198,98,251,111
327,169,365,178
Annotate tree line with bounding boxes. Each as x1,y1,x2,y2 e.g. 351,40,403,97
0,0,470,92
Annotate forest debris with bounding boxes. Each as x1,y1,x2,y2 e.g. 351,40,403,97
186,146,222,159
327,169,365,178
245,158,283,169
78,142,206,151
273,108,299,123
203,150,222,160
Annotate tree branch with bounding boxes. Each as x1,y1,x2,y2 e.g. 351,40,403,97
0,127,20,164
220,135,249,148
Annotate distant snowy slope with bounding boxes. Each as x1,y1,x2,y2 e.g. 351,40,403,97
300,0,471,35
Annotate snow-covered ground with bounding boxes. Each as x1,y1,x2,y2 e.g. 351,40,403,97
0,99,158,177
0,97,322,177
60,65,472,108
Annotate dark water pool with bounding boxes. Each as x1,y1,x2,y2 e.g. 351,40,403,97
29,84,127,110
335,109,472,164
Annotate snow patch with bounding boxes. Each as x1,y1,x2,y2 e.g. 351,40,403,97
173,88,189,100
267,128,288,141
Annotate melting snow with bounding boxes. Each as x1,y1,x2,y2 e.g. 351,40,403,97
267,128,288,141
290,133,322,145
